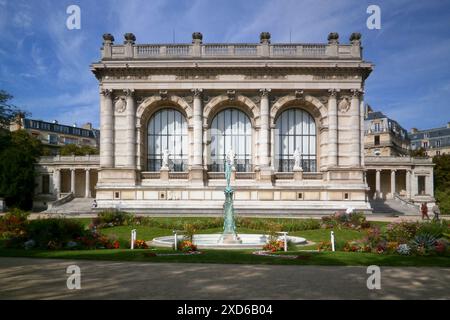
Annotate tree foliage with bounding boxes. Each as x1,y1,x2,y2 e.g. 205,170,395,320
0,91,41,210
0,90,23,129
59,144,99,156
0,130,42,210
410,147,428,158
433,154,450,214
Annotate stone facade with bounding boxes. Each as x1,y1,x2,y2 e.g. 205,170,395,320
88,32,373,214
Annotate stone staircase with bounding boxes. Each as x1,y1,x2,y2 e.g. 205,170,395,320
370,198,419,215
45,197,95,215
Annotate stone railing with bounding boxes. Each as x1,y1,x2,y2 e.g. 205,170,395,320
365,156,433,165
101,32,363,60
39,155,100,165
106,43,357,60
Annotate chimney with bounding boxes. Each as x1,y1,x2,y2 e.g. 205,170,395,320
72,123,77,127
411,128,418,134
53,120,58,124
447,122,450,129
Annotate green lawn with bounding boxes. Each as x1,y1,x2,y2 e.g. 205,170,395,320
0,219,448,267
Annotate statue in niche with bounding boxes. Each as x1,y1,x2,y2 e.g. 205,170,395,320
161,149,170,169
293,148,303,171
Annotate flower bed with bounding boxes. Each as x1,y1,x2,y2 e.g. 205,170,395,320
341,220,449,256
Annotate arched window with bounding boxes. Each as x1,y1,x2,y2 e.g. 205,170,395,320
147,109,187,171
275,108,316,172
209,108,252,172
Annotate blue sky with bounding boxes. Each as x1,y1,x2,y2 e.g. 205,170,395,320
0,0,449,130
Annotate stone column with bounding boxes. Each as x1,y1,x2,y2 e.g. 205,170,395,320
100,89,114,168
426,173,434,196
54,169,61,197
70,169,76,195
192,89,203,167
390,170,396,199
125,89,136,168
85,169,91,198
375,169,381,199
411,171,418,197
189,89,204,184
406,170,411,199
259,88,271,168
350,90,361,167
327,89,338,167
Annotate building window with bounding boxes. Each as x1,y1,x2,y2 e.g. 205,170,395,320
209,108,252,172
374,122,380,132
275,108,317,172
374,135,380,146
436,140,441,147
42,175,50,194
48,134,58,145
423,141,429,148
147,108,188,172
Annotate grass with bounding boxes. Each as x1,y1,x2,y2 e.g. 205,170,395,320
0,218,448,267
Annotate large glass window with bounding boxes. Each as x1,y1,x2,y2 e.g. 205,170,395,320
275,108,317,172
147,109,188,171
209,108,252,172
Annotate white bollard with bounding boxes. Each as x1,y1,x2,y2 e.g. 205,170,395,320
331,231,335,252
131,229,136,250
173,231,177,251
277,231,289,252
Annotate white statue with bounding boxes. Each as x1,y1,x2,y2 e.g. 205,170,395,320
226,148,236,168
293,148,302,170
161,149,170,169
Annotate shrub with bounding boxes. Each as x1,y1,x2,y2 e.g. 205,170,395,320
0,208,29,240
417,220,449,238
320,211,371,230
26,218,86,249
409,234,437,255
133,240,148,249
397,243,411,255
385,221,419,243
91,210,133,228
317,241,332,252
180,240,197,252
263,239,284,252
183,223,197,242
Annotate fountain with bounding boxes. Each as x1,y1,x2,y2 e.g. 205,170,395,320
152,149,307,249
218,151,242,244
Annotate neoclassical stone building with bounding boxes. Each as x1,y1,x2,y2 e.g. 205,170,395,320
87,31,373,214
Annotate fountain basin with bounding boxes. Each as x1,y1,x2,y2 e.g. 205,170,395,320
151,233,307,249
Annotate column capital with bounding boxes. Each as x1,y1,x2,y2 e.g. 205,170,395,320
328,88,340,97
100,89,112,97
124,89,135,97
391,169,397,173
350,89,364,97
70,168,76,172
259,88,271,97
191,88,203,98
85,168,91,172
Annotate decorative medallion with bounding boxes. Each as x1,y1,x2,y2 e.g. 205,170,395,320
114,97,127,113
338,97,350,113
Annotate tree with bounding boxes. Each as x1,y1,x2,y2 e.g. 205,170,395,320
60,144,98,156
0,90,22,129
410,147,428,158
0,90,41,210
433,154,450,214
0,130,42,210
